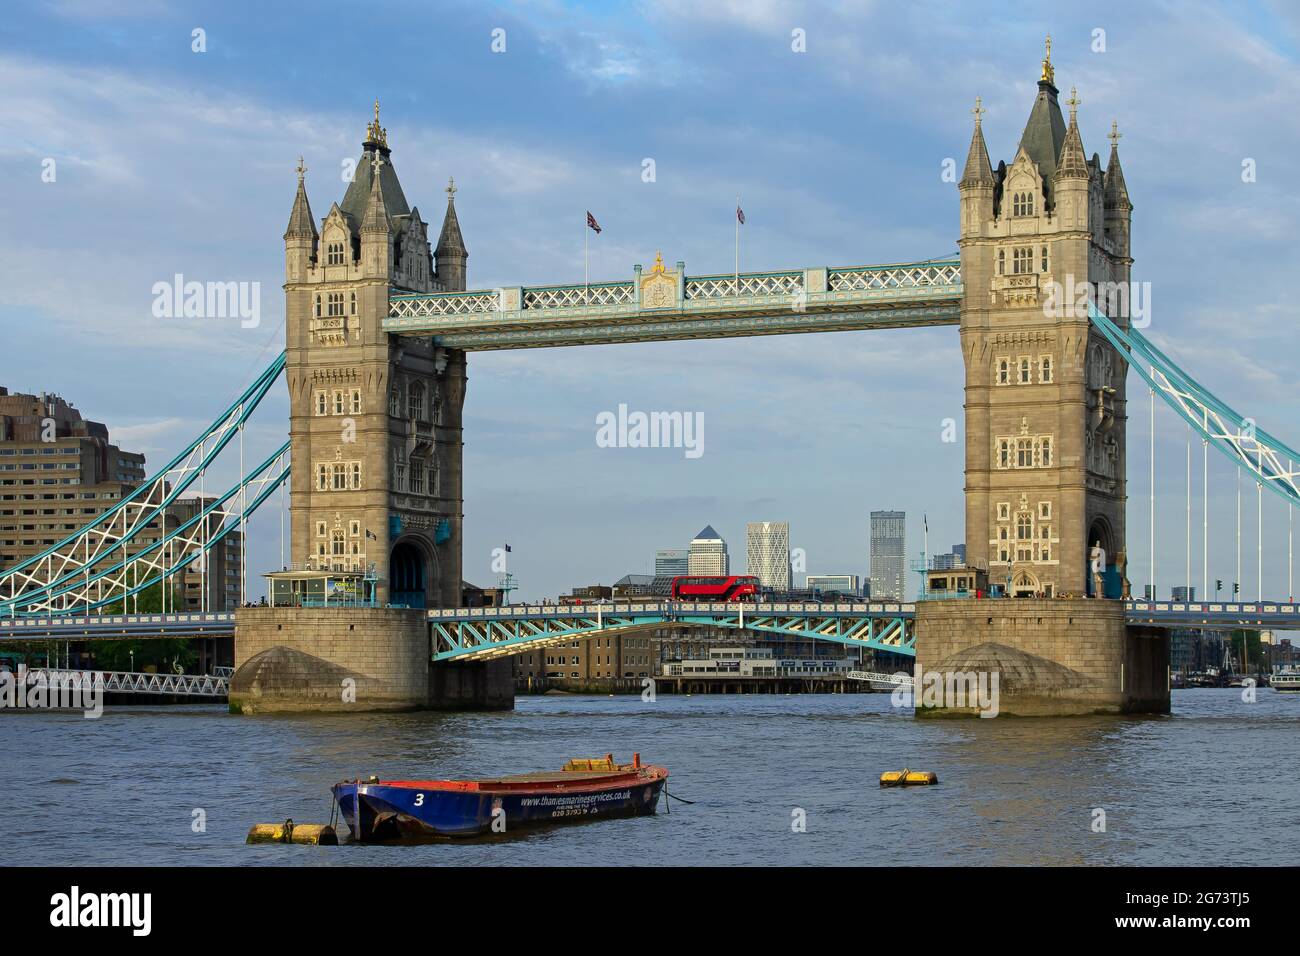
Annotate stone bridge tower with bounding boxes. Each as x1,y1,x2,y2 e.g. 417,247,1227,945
957,40,1133,598
283,103,467,608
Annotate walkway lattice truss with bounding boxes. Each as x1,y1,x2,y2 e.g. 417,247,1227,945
18,668,230,698
429,602,916,662
0,355,289,616
1089,305,1300,507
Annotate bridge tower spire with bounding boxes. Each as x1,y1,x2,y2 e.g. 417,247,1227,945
957,42,1131,599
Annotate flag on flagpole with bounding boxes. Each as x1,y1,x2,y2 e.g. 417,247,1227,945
586,211,602,234
736,204,745,225
504,543,512,553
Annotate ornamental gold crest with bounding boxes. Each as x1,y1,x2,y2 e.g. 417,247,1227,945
639,251,676,310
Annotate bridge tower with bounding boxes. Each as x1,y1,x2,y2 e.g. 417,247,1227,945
957,40,1133,599
283,103,467,608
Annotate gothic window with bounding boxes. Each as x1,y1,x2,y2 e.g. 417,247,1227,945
997,358,1010,385
998,440,1010,469
1016,438,1033,468
1038,501,1051,520
389,384,401,417
331,462,347,490
426,460,438,496
316,464,327,491
997,503,1010,521
1012,246,1033,275
327,292,344,317
1040,245,1049,272
350,389,362,414
350,462,361,489
333,390,345,415
408,382,425,421
997,249,1005,275
1040,355,1053,383
315,295,321,318
408,455,424,494
349,520,360,537
1012,192,1035,217
1040,437,1053,467
316,521,327,537
314,391,327,416
326,242,345,266
392,449,405,491
331,530,345,556
1019,357,1032,384
350,292,356,316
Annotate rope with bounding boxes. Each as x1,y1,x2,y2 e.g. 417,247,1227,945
663,783,696,806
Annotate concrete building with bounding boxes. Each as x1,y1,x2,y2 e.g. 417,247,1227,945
688,524,729,575
168,497,244,612
654,549,688,577
746,521,791,590
931,544,967,571
805,574,861,595
869,510,906,600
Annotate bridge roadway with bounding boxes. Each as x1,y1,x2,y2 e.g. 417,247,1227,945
1,601,1295,658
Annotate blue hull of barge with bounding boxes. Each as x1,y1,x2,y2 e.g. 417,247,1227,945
332,776,666,840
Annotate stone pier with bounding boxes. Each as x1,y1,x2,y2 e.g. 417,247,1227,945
229,607,513,714
914,598,1169,717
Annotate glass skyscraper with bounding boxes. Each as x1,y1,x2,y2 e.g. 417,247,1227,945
869,510,906,600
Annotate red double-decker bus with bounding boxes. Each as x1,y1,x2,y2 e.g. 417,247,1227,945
670,575,759,602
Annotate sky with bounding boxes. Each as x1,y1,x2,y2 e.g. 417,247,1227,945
1,0,1299,606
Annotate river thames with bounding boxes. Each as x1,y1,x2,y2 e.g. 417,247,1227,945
3,689,1297,866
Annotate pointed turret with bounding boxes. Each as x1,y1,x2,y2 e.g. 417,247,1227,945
960,97,995,187
360,155,391,235
1104,121,1131,209
1054,88,1089,181
435,177,468,291
284,157,317,240
340,100,410,227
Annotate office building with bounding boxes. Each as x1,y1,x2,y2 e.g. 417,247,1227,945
654,549,689,577
746,521,791,590
869,510,906,600
688,525,729,575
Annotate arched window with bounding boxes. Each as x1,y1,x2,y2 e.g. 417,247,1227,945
408,455,424,494
427,460,438,497
408,382,424,421
350,462,361,489
997,249,1005,275
315,391,327,416
1012,192,1035,217
392,448,405,491
389,383,401,417
315,295,321,318
331,530,345,556
350,292,357,315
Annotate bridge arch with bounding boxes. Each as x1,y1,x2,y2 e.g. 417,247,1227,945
390,537,432,609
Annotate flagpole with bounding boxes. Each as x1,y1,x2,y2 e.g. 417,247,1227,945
584,215,589,305
734,195,740,295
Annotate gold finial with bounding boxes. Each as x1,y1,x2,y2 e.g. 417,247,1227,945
446,176,457,201
1066,86,1081,121
366,98,388,148
295,156,307,183
650,250,665,274
1108,120,1122,148
971,95,985,125
1040,33,1054,85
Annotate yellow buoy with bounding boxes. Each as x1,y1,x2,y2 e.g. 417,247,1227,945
879,768,938,787
246,819,339,845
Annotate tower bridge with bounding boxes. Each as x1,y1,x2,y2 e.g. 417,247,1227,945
3,43,1298,716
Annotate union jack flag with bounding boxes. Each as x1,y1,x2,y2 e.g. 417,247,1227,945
586,211,602,234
